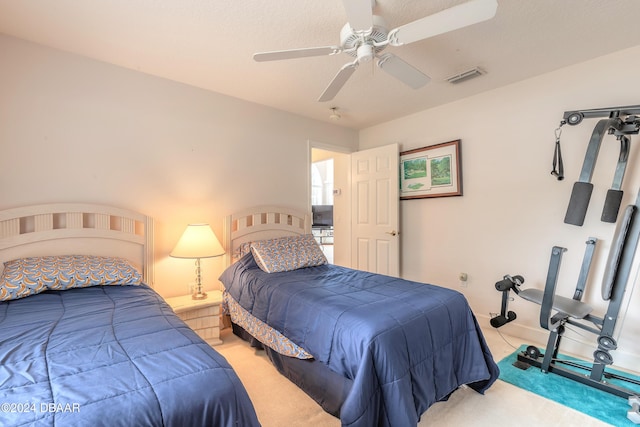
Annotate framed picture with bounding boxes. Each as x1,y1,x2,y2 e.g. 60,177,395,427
400,139,462,200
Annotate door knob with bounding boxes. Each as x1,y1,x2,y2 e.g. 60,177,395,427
386,230,398,236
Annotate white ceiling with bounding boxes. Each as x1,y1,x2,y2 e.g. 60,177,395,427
1,0,640,130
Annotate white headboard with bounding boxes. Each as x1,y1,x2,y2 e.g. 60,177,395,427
0,203,154,285
222,205,310,266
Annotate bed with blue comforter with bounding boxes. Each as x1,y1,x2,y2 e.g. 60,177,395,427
221,251,500,427
0,284,260,427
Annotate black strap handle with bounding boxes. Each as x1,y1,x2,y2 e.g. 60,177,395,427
551,137,564,180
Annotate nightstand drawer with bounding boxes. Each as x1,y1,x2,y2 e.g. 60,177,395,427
181,312,219,330
179,305,220,321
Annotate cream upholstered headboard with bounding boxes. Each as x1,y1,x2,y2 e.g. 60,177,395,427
0,203,154,285
222,205,310,266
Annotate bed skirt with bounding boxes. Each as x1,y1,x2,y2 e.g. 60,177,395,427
231,322,352,417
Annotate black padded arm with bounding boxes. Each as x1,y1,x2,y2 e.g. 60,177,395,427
602,205,636,300
540,246,566,330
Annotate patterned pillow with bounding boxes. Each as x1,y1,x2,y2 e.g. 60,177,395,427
0,255,142,301
232,242,253,262
250,234,327,273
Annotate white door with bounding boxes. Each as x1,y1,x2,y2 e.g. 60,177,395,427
351,143,400,276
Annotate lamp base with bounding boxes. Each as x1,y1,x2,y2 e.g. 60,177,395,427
192,291,208,300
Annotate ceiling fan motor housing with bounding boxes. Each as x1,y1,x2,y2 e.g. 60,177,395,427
340,14,389,59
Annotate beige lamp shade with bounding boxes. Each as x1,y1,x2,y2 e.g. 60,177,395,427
170,224,225,259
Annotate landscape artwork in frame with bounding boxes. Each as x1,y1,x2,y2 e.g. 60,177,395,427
400,140,462,200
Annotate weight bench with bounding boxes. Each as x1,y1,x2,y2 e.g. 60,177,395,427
520,204,636,379
492,202,640,418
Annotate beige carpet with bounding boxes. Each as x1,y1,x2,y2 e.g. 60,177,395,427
216,327,612,426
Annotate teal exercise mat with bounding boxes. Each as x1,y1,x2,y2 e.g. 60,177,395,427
498,345,640,426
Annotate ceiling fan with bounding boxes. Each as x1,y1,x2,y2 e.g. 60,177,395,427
253,0,498,102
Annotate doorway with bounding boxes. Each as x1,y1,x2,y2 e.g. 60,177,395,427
310,146,350,267
311,157,334,262
309,142,399,273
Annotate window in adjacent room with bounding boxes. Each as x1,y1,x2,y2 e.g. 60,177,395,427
311,158,334,205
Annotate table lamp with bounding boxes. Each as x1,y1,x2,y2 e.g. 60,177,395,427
170,223,225,300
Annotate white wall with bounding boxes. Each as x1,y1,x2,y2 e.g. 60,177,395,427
0,34,358,297
360,45,640,372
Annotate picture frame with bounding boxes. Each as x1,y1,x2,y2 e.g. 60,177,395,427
400,139,462,200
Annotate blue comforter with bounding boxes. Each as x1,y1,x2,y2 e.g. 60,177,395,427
0,284,260,427
221,254,499,426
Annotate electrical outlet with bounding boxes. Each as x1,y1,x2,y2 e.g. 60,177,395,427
459,273,468,287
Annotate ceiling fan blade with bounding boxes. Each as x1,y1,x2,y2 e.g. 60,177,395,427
377,54,430,89
388,0,498,46
253,46,342,62
318,62,359,102
342,0,374,32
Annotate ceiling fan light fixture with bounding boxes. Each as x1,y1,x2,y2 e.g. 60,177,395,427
445,67,485,84
357,44,374,62
329,107,342,121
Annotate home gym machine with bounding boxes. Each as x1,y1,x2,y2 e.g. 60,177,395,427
492,105,640,423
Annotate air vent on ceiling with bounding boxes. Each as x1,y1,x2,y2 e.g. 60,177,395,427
446,67,485,84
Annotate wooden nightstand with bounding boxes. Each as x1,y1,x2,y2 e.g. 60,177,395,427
166,290,223,346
